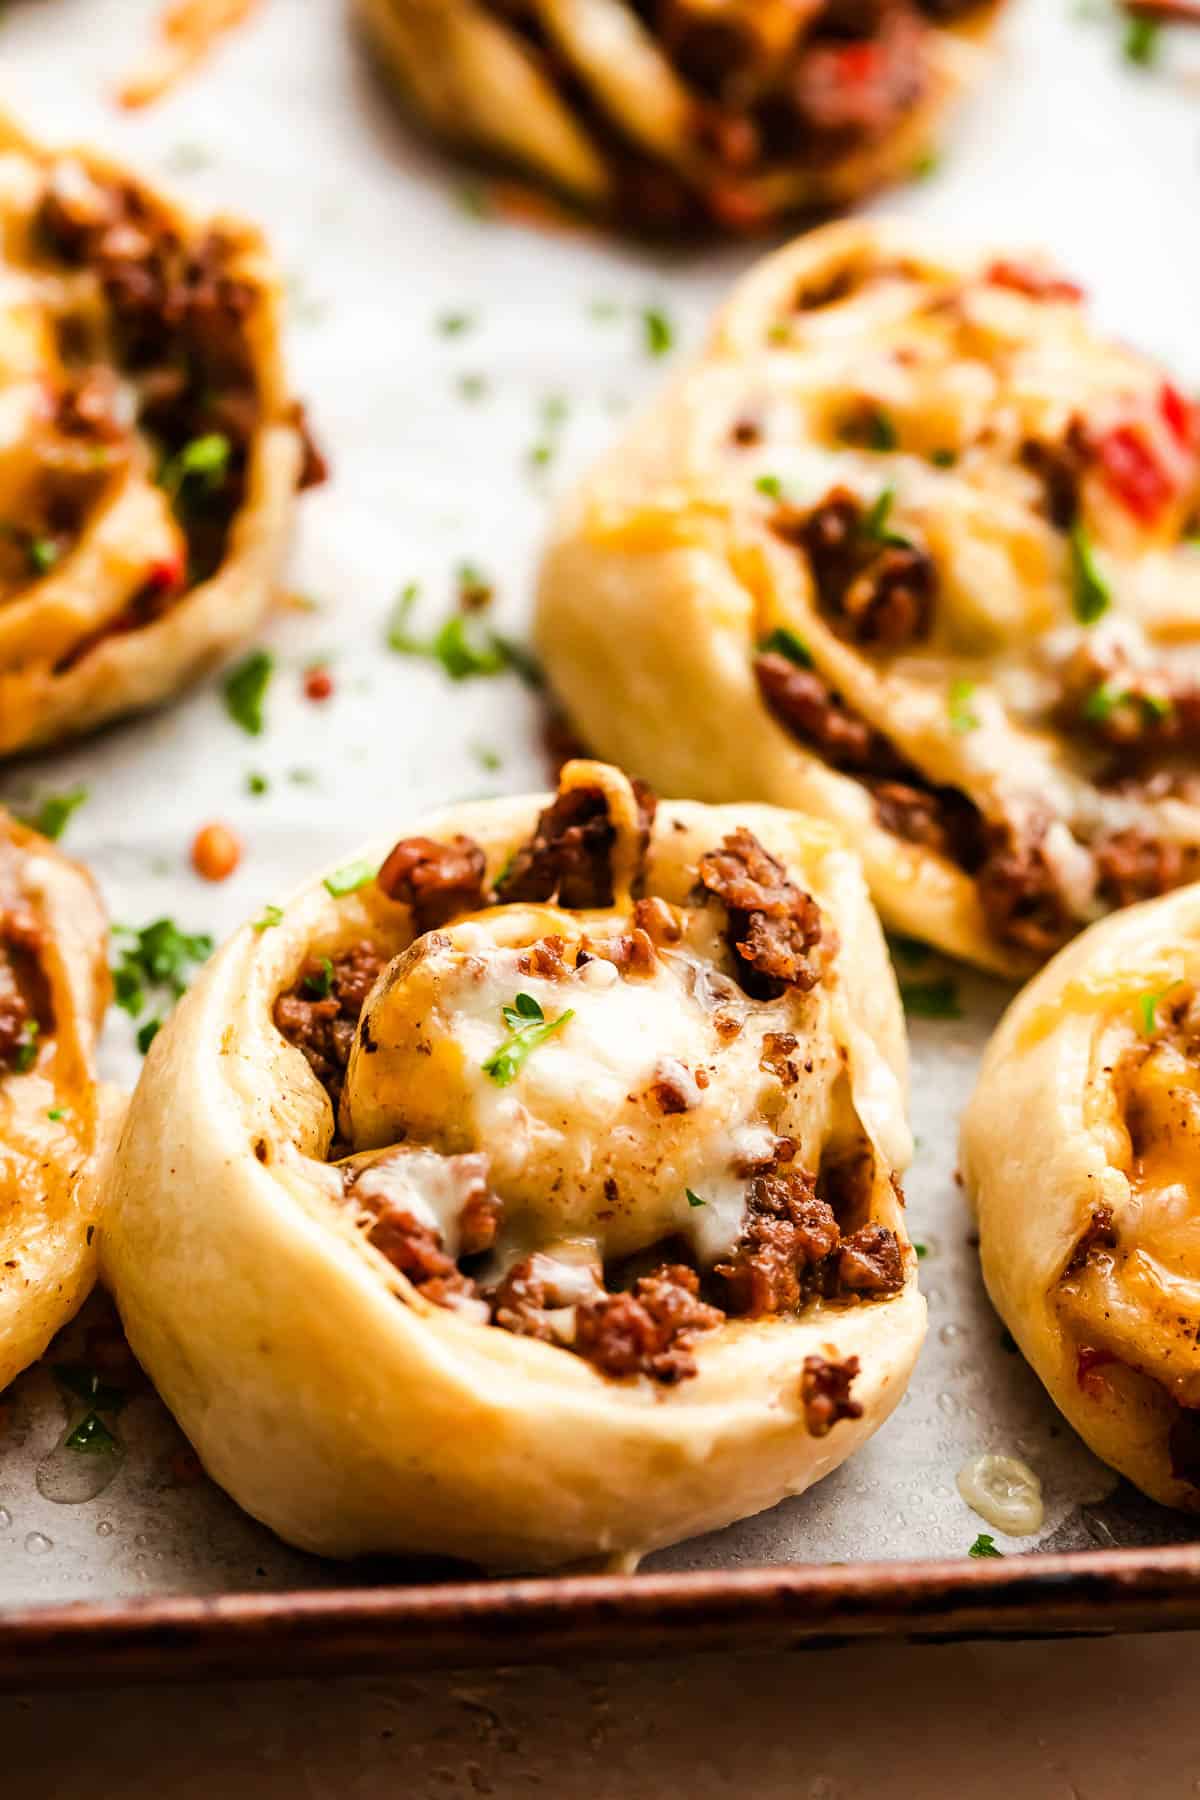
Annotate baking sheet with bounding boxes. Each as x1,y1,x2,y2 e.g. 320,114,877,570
2,0,1200,1609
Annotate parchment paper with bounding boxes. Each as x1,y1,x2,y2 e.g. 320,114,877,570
2,0,1199,1605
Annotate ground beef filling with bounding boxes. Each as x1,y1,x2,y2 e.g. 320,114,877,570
0,905,50,1074
274,941,388,1109
377,834,489,931
801,1354,864,1438
340,1155,904,1392
495,779,657,909
480,0,988,229
715,1169,904,1316
699,826,829,998
771,487,936,651
35,160,323,597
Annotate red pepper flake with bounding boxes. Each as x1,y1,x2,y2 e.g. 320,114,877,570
985,260,1085,304
1095,422,1177,523
304,664,335,702
1076,1345,1117,1395
146,549,186,597
191,821,242,883
1159,380,1196,449
834,41,880,83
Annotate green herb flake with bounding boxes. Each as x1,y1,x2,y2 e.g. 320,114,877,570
861,485,914,549
866,411,898,453
161,431,231,502
28,536,59,574
48,1106,66,1122
457,373,489,403
948,677,980,735
914,1242,928,1259
1070,524,1112,625
223,649,274,736
472,743,503,772
686,1188,707,1209
246,771,269,797
755,474,785,501
758,626,813,667
1124,16,1160,65
911,149,941,181
324,859,378,899
589,298,622,322
22,785,88,841
14,1019,38,1072
111,918,213,1031
252,904,284,933
137,1017,162,1055
887,934,930,965
303,955,335,999
900,978,962,1020
430,614,508,680
931,448,958,468
436,310,475,337
457,182,491,219
482,992,575,1086
65,1412,120,1455
642,306,675,358
969,1533,1004,1559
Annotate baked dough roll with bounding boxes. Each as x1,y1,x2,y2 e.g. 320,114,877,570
353,0,1005,234
537,221,1200,978
0,111,321,756
103,761,924,1570
962,885,1200,1512
0,813,117,1391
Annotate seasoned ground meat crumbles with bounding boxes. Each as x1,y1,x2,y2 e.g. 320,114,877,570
574,1265,724,1385
698,827,828,998
274,941,387,1108
495,779,657,910
376,834,489,931
801,1354,863,1439
772,487,936,650
715,1169,905,1317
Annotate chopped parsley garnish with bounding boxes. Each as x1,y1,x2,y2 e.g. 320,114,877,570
246,772,270,796
755,474,785,500
1124,16,1160,64
136,1018,161,1055
457,182,490,218
1083,682,1172,727
1136,983,1180,1036
111,918,214,1026
65,1412,121,1455
931,448,958,468
686,1188,707,1209
914,1242,928,1259
589,297,622,322
252,904,284,932
324,859,377,898
482,992,574,1086
948,677,980,735
20,785,88,841
1070,524,1111,624
472,743,503,772
303,956,335,999
861,485,912,547
28,536,59,574
223,649,274,735
161,431,231,502
854,409,898,452
53,1364,128,1413
436,310,475,337
968,1533,1004,1559
47,1106,66,1122
900,977,962,1020
457,373,489,403
385,583,535,683
758,626,813,667
14,1020,38,1072
642,306,675,357
911,149,941,180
